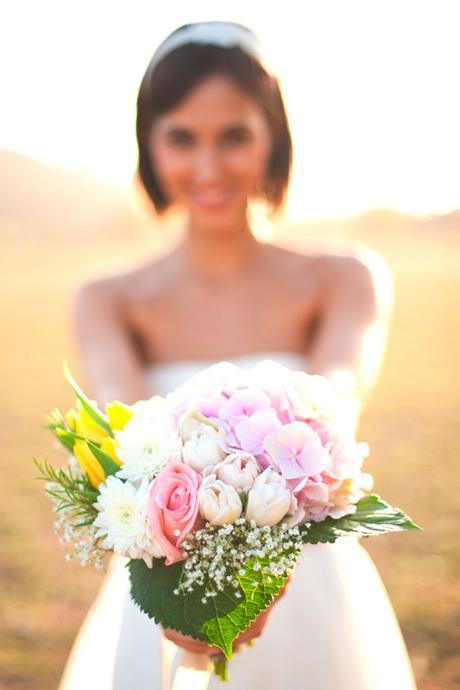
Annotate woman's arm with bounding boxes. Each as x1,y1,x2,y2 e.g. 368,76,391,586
307,249,393,424
72,278,149,407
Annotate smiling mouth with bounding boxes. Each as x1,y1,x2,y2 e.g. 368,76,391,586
190,191,235,209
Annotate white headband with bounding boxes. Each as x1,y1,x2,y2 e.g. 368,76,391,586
150,21,273,74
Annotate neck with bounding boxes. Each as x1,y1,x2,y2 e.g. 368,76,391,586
178,215,263,281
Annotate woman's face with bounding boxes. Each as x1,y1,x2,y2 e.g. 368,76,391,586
149,74,272,227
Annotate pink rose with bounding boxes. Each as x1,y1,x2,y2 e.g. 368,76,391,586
147,462,201,565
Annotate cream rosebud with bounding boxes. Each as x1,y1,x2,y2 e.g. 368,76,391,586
246,468,292,526
182,423,227,473
179,409,217,443
215,452,260,492
198,474,243,526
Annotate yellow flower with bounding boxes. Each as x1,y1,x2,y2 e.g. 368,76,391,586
67,400,132,484
66,403,106,444
105,401,133,431
73,440,106,489
100,436,122,467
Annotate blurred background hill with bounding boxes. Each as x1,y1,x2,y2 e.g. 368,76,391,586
1,148,459,689
0,150,144,242
2,147,460,245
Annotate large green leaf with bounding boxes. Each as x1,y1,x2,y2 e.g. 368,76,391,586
128,495,419,659
128,555,289,659
301,494,420,544
86,441,121,478
201,557,287,658
128,559,210,641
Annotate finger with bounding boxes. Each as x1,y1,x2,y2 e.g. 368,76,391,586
162,628,221,655
167,637,220,655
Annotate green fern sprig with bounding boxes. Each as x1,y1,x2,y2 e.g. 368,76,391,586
34,457,99,525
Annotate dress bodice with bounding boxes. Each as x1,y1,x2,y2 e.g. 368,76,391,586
144,351,308,396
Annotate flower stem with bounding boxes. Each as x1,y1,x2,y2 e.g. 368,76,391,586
212,654,229,682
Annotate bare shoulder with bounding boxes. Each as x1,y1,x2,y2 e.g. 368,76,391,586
266,239,393,325
322,243,392,288
316,242,394,324
267,240,392,290
72,250,175,314
262,242,325,283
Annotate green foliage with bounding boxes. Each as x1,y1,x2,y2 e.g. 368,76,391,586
128,554,289,660
34,457,99,526
47,408,66,428
46,407,99,454
301,494,421,544
202,556,288,659
46,408,76,452
46,425,88,451
128,495,419,661
86,441,121,478
63,361,112,436
212,654,229,681
45,407,120,481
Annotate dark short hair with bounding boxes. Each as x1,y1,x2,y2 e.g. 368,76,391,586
136,25,293,215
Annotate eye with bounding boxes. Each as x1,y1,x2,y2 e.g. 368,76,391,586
222,127,252,145
166,129,194,147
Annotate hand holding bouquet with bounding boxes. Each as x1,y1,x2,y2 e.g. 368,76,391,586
36,360,419,680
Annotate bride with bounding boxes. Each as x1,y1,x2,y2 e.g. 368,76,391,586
60,21,416,690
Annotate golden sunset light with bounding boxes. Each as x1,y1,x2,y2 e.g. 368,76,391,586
2,4,460,690
1,0,459,221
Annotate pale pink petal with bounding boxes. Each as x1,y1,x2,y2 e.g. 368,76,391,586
235,410,281,454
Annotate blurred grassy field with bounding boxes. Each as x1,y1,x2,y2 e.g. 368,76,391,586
1,212,459,690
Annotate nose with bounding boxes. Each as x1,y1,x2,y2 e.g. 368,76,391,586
193,145,223,185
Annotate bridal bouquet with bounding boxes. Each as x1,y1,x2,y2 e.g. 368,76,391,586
36,361,418,680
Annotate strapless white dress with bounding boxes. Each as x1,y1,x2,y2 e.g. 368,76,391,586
59,352,416,690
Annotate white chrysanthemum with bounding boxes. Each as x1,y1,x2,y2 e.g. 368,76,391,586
130,395,171,420
115,412,181,482
94,476,163,567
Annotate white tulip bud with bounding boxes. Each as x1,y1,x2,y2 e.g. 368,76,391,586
215,451,260,492
246,468,292,526
182,423,227,473
179,409,219,443
198,474,243,526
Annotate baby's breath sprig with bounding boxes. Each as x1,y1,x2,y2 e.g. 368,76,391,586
52,503,106,569
178,519,303,602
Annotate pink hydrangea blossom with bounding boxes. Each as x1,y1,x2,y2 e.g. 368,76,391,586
309,419,369,479
215,389,282,452
263,421,328,491
233,410,282,455
169,392,228,425
218,389,272,426
292,469,374,523
154,362,374,529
